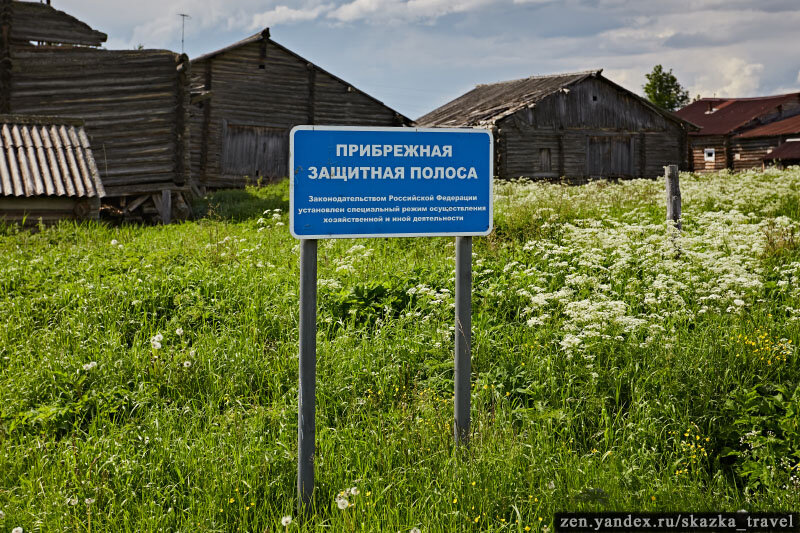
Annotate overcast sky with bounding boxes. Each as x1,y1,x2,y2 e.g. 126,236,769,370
60,0,800,119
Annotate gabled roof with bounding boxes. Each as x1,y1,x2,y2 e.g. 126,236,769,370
0,115,105,199
766,140,800,161
10,1,107,47
192,29,412,125
737,113,800,138
417,70,599,127
676,93,800,136
416,69,696,130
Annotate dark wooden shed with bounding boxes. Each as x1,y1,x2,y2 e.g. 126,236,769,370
0,0,191,222
418,70,696,181
675,93,800,172
189,28,412,190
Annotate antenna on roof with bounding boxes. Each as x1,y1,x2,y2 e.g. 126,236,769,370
178,13,191,54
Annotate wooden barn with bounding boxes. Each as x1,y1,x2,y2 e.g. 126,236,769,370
675,93,800,172
0,115,104,224
417,70,696,181
0,0,191,222
189,28,412,190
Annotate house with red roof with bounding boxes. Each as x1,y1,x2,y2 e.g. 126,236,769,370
675,93,800,172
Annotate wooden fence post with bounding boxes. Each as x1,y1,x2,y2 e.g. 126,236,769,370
665,165,681,231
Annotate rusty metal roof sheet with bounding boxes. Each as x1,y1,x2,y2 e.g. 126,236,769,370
417,70,600,127
737,113,800,138
0,116,105,198
765,141,800,160
676,94,800,135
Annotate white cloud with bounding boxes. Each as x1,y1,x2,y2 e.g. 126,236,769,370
249,5,332,29
797,70,800,84
691,58,764,97
328,0,496,23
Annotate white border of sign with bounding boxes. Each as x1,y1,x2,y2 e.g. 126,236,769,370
289,125,494,239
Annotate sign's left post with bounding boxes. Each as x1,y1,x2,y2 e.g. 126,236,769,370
297,238,317,512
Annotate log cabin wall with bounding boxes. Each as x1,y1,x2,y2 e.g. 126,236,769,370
688,136,728,173
731,136,790,171
9,47,190,198
497,77,687,181
190,32,409,190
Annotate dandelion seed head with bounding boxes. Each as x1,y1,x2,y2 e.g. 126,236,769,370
175,327,184,336
183,361,192,368
82,361,97,371
281,516,292,526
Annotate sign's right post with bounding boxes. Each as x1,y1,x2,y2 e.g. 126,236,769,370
454,235,472,444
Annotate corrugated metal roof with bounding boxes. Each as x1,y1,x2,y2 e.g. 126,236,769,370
737,113,800,138
0,116,105,198
417,70,600,127
766,141,800,160
676,93,800,135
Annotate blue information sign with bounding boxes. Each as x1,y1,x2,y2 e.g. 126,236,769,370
290,126,493,239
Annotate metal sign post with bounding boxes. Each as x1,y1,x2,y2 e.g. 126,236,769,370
291,126,492,510
297,238,317,509
454,235,472,444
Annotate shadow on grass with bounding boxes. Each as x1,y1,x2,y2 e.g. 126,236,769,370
192,180,290,221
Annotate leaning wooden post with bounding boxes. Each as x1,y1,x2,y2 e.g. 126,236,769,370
665,165,681,231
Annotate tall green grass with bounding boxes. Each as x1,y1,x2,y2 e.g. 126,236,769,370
1,168,799,532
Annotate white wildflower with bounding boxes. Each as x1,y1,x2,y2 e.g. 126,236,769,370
82,361,97,371
733,299,745,306
175,327,184,336
85,498,95,505
154,333,163,342
150,339,162,350
411,528,422,533
336,496,349,510
12,527,23,533
183,361,192,368
281,515,292,526
68,497,78,506
275,221,285,226
349,486,359,496
110,239,119,246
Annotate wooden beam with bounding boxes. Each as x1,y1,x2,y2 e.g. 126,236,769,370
161,189,171,224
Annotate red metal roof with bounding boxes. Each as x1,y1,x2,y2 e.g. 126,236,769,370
676,93,800,135
737,113,800,138
765,141,800,161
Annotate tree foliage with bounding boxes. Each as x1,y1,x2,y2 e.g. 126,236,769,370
643,65,690,111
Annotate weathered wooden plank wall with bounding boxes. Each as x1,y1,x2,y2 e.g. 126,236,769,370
190,35,406,189
9,47,190,197
8,1,107,46
498,78,686,181
731,137,783,171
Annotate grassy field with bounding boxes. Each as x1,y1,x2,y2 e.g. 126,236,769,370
1,168,799,532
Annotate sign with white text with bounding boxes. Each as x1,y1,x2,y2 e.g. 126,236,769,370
290,126,493,239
